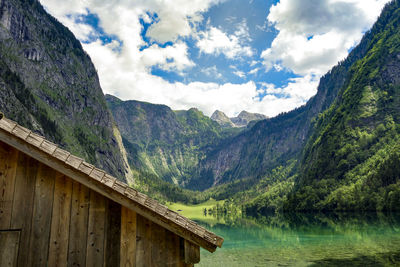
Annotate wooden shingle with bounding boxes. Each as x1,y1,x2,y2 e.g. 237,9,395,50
40,140,57,155
78,162,94,175
65,154,83,169
26,132,44,147
12,125,30,140
89,168,104,182
0,118,17,132
101,174,116,188
53,148,70,162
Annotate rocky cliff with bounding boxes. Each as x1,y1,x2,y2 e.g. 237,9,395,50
0,0,128,181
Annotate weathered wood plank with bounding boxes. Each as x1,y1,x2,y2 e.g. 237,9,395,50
27,164,56,266
120,206,137,267
86,190,106,267
104,200,121,267
152,222,167,267
166,231,181,267
184,240,200,264
68,181,90,267
0,142,18,230
10,153,38,267
48,174,73,267
136,214,152,267
0,230,20,267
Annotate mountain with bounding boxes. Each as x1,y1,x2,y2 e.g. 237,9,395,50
230,111,267,127
106,94,238,186
285,0,400,212
0,0,129,181
211,110,235,128
210,110,267,128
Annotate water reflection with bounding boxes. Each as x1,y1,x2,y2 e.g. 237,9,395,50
195,212,400,266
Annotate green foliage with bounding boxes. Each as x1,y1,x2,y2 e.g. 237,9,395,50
284,0,400,212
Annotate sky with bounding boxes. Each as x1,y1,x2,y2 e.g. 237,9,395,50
39,0,391,117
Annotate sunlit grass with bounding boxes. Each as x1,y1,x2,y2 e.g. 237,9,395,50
166,199,225,224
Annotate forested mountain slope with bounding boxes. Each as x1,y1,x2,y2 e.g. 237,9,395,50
0,0,128,181
286,0,400,211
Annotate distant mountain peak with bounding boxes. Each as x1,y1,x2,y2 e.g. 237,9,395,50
211,110,267,128
211,110,235,128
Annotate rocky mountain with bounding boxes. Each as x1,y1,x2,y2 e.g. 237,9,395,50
211,110,267,128
210,110,235,128
0,0,129,181
106,94,236,186
230,111,267,127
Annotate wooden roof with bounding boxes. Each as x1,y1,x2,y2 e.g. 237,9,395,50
0,115,223,252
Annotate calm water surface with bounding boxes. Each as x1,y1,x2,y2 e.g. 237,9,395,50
194,213,400,267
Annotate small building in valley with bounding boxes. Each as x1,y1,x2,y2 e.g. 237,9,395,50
0,114,223,267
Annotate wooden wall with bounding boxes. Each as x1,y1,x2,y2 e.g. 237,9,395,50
0,142,196,267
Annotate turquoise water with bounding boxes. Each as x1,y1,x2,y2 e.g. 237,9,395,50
196,213,400,267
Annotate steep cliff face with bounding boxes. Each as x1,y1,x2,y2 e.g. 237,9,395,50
0,0,127,180
106,95,228,186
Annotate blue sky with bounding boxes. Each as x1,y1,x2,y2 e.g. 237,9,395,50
40,0,390,117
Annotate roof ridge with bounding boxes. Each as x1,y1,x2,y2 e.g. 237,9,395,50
0,115,223,251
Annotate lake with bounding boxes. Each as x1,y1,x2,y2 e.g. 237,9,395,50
193,212,400,266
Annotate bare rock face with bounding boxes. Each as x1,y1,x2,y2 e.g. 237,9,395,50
0,0,127,181
211,110,267,128
211,110,235,128
230,111,267,127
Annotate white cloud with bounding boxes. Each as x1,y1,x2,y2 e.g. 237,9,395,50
201,65,223,79
259,75,319,102
140,42,194,72
262,0,391,76
249,68,259,75
233,70,246,78
196,20,254,59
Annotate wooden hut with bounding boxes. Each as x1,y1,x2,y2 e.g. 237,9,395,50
0,114,223,267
